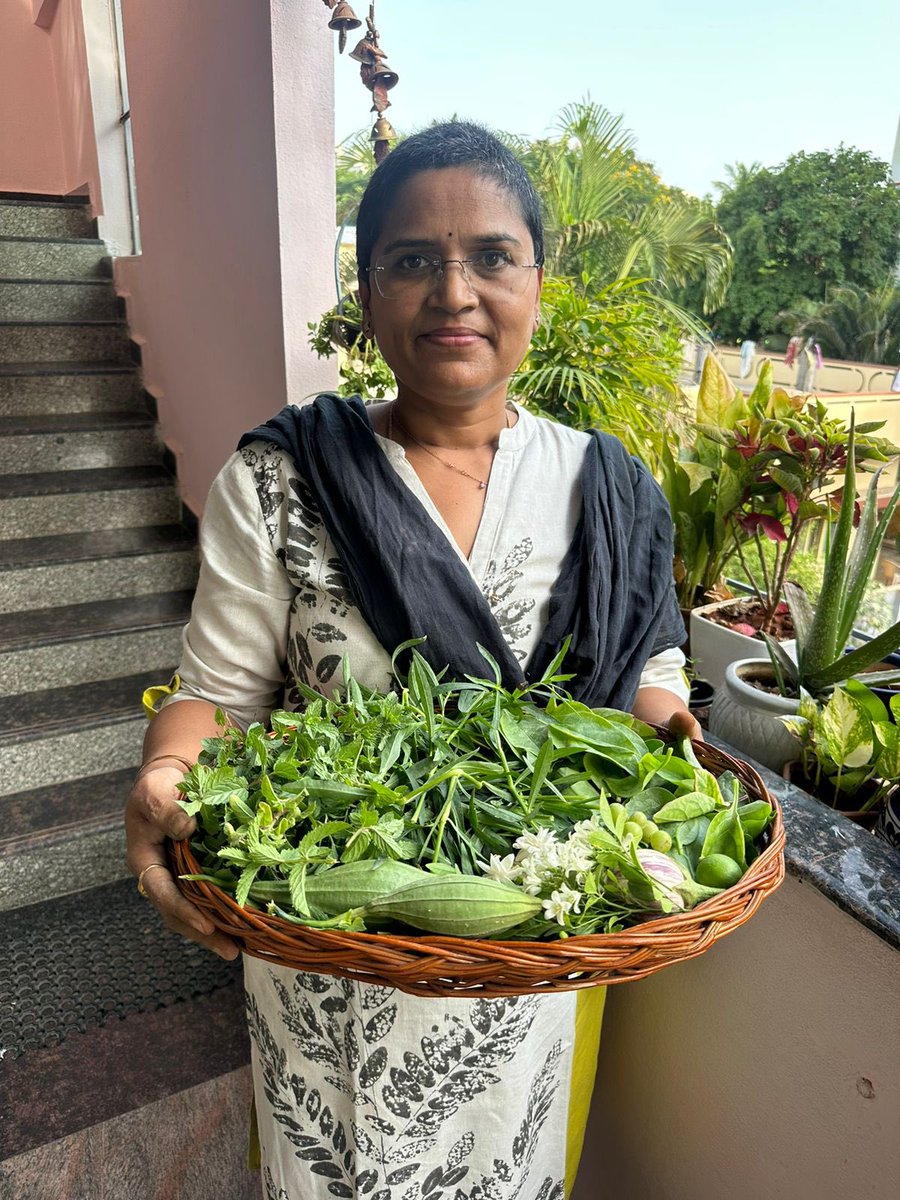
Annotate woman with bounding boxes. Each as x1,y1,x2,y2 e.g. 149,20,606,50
126,121,698,1200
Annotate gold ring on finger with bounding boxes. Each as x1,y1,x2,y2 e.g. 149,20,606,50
137,862,168,896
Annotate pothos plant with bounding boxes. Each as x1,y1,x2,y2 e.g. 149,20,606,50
781,680,900,815
698,365,899,633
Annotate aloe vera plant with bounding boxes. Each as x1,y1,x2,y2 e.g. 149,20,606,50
764,414,900,699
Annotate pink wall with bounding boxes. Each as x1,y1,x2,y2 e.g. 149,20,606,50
0,0,101,204
115,0,336,515
48,0,102,205
0,0,66,194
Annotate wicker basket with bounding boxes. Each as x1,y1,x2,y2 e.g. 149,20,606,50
171,737,785,997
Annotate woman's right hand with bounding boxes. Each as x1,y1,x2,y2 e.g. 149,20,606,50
125,766,240,960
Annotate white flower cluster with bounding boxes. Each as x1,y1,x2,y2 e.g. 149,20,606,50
479,818,601,925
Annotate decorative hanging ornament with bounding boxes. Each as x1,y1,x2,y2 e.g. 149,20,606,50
361,58,398,91
328,1,362,53
349,35,382,64
370,114,396,163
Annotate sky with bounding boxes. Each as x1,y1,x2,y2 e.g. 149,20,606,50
333,0,900,199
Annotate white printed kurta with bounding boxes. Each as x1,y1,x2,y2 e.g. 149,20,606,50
167,402,686,1200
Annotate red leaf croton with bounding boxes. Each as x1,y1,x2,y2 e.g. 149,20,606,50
739,513,787,542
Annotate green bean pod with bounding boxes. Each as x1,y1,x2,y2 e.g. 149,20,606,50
363,875,542,937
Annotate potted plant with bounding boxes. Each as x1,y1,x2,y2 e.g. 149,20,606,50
688,368,898,686
709,418,900,771
779,680,900,829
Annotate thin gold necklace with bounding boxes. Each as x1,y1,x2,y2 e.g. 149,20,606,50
388,404,512,490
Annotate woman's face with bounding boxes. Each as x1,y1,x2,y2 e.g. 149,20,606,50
360,166,542,411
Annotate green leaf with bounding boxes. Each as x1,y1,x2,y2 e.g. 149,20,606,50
818,689,873,769
873,722,900,779
806,619,900,691
235,865,260,908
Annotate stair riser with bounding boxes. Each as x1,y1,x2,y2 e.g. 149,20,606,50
0,717,144,797
0,825,127,910
0,627,183,697
0,371,140,414
0,428,160,474
0,487,179,538
0,241,109,280
0,203,94,240
0,549,198,614
0,324,130,364
0,282,120,321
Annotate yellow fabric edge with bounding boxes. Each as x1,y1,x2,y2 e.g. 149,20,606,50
565,985,607,1197
142,674,181,720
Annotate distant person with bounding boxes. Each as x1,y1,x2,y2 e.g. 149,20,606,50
739,339,756,379
795,336,818,391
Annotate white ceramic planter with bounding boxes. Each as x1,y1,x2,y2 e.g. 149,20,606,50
708,658,801,772
690,598,796,689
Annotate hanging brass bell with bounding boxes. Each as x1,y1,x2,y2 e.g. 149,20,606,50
349,35,380,64
370,60,399,90
328,1,362,52
370,115,397,143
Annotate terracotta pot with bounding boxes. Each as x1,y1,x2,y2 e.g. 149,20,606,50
708,658,800,772
689,598,796,690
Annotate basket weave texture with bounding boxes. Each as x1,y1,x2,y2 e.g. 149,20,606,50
171,738,785,997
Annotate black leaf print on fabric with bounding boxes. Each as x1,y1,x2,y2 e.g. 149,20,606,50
362,985,393,1010
442,1166,470,1188
365,1114,396,1137
383,1137,434,1165
534,1180,564,1200
482,538,535,653
510,1041,564,1195
447,1132,475,1168
351,1121,377,1156
359,1046,388,1087
323,557,355,616
402,1051,436,1088
423,1167,445,1194
493,1159,512,1183
372,1191,390,1200
328,1184,354,1199
263,1166,289,1200
382,1085,411,1119
316,654,343,685
355,1168,379,1194
345,1022,361,1071
469,1000,508,1036
364,1005,397,1043
322,996,348,1016
386,1163,420,1186
388,1065,424,1103
295,972,331,994
421,1023,475,1075
312,622,347,644
311,1161,344,1179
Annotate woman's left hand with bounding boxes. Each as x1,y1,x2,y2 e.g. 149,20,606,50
666,707,704,742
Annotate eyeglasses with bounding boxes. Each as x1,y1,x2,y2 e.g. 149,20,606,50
367,249,540,301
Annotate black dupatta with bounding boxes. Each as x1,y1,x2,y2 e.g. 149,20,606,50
238,395,684,710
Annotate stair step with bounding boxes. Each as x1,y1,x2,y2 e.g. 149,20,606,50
0,409,159,473
0,361,140,414
0,198,94,240
1,767,135,840
0,237,110,281
0,278,121,321
0,524,198,613
0,465,179,537
0,669,167,797
0,814,129,911
0,320,131,364
0,590,192,695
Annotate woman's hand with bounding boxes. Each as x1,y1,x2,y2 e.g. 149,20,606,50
125,766,239,960
665,707,704,742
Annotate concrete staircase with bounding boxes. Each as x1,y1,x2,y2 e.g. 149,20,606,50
0,194,198,912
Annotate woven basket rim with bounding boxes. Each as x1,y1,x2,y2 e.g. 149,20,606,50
170,734,786,995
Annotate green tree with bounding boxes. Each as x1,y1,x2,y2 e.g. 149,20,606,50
711,148,900,342
779,281,900,365
524,101,732,312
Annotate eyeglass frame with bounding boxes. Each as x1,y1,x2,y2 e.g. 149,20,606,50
365,250,541,301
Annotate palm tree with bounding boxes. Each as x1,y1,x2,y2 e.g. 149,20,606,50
527,101,733,312
780,282,900,364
